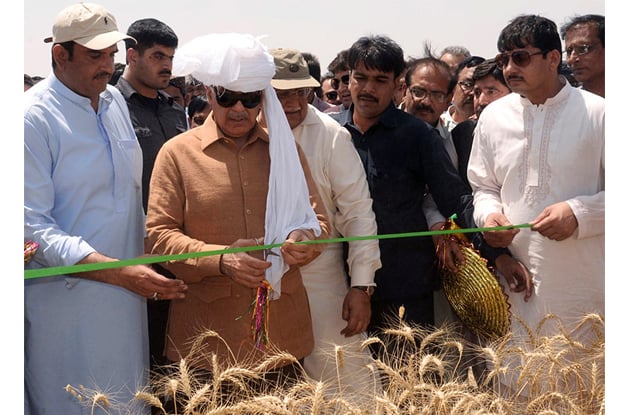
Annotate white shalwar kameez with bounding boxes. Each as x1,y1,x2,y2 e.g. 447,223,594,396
467,79,604,394
292,106,382,404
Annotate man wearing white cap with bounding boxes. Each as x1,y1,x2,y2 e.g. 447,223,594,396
262,47,382,405
146,33,330,385
24,3,188,414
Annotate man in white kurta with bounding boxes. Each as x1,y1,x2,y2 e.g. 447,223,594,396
467,14,604,398
468,79,604,331
267,48,382,404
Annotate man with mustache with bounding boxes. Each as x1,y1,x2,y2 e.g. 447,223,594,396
24,3,188,413
146,33,330,394
116,18,187,211
114,18,188,372
263,47,381,405
404,57,457,165
404,57,526,345
467,14,604,398
330,35,474,360
404,57,480,328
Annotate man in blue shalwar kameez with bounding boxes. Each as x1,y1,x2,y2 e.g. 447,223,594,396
24,3,187,414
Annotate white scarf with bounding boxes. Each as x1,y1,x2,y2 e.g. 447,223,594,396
172,33,321,299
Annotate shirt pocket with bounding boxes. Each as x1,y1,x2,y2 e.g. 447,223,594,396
115,139,142,188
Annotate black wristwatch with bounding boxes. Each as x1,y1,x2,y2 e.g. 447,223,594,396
353,285,375,297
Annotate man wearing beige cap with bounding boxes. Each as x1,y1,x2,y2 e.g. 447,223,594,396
261,47,382,405
24,3,188,414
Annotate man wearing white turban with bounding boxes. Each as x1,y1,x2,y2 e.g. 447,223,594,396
145,33,330,380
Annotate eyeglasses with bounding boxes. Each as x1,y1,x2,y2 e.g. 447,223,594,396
330,74,350,90
564,44,596,59
457,80,475,93
213,87,262,109
409,87,447,104
191,115,206,125
495,50,545,69
275,88,310,101
325,91,338,100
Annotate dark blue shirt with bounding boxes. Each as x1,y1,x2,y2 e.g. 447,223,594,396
332,103,473,301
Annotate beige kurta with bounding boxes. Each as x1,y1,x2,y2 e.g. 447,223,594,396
146,117,330,369
292,106,382,402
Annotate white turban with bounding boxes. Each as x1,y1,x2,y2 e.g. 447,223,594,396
173,33,321,299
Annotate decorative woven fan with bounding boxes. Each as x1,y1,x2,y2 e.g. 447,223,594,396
437,217,511,341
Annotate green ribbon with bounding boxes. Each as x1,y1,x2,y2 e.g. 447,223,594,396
24,223,531,280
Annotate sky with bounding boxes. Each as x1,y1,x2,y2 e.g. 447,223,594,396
24,0,605,77
14,1,619,412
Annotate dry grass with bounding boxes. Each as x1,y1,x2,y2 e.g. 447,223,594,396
66,313,604,415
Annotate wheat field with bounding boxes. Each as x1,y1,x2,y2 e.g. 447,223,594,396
66,313,604,415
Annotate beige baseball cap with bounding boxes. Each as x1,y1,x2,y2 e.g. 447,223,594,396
269,48,320,90
43,2,134,50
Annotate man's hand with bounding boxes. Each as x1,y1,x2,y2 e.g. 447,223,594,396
482,213,519,247
340,288,372,337
432,221,466,273
281,229,321,266
117,264,188,300
220,238,271,288
495,254,533,302
530,202,578,241
77,252,188,301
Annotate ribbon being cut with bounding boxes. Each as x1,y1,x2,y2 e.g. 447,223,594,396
171,33,321,349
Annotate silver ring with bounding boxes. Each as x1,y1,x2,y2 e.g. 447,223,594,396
151,291,159,301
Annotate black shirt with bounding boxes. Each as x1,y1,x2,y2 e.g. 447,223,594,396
115,77,188,210
331,103,474,301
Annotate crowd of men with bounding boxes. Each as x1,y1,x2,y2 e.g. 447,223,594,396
24,2,604,414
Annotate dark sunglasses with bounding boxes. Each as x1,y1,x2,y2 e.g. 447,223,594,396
213,87,262,109
325,91,338,100
495,50,545,70
330,74,350,90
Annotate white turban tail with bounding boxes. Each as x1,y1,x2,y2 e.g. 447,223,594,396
173,33,321,299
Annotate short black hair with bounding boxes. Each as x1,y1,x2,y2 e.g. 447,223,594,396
347,35,405,78
187,95,209,119
472,58,508,90
498,14,561,55
328,49,350,75
560,14,604,47
125,18,178,53
456,55,485,78
497,15,562,72
301,52,321,83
